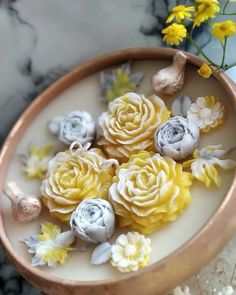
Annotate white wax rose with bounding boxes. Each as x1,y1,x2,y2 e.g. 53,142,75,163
48,111,96,145
70,199,115,244
154,116,199,160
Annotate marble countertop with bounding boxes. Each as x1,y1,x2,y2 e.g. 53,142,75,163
0,0,236,294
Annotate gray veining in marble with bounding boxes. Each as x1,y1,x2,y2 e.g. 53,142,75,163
0,0,217,143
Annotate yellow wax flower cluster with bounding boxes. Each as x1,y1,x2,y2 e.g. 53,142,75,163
21,144,53,179
183,145,236,188
109,151,192,234
162,0,236,75
41,143,117,222
22,222,75,267
100,62,143,103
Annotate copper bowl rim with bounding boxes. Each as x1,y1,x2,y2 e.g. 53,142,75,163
0,47,236,289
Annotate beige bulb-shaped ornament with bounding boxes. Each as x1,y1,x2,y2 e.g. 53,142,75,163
152,51,187,95
4,182,42,223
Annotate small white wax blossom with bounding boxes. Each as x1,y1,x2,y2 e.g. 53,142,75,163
21,222,75,267
183,145,236,187
155,116,199,160
48,110,96,145
70,199,115,244
110,232,151,273
187,96,225,133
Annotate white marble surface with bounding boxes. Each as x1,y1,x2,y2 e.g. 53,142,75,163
0,0,236,294
0,0,216,142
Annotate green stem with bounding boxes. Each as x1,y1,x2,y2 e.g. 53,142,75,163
189,25,194,37
222,0,230,14
218,12,236,15
223,62,236,70
187,34,219,67
221,38,228,68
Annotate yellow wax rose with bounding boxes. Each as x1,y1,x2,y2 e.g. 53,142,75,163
41,143,118,222
109,151,192,234
98,92,170,162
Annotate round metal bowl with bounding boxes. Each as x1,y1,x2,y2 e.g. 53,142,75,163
0,48,236,295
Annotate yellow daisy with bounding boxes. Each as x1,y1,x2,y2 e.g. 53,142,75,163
194,0,220,27
197,63,213,78
167,5,195,23
211,20,236,41
162,23,187,46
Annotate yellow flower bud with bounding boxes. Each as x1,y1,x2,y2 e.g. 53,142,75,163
197,63,212,79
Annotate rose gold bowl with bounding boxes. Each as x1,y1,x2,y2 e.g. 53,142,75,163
0,48,236,295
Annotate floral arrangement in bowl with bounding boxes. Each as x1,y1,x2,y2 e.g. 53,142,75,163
4,74,235,274
1,1,236,284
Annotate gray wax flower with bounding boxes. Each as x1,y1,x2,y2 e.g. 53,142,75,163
70,199,115,244
154,116,199,160
48,110,96,145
